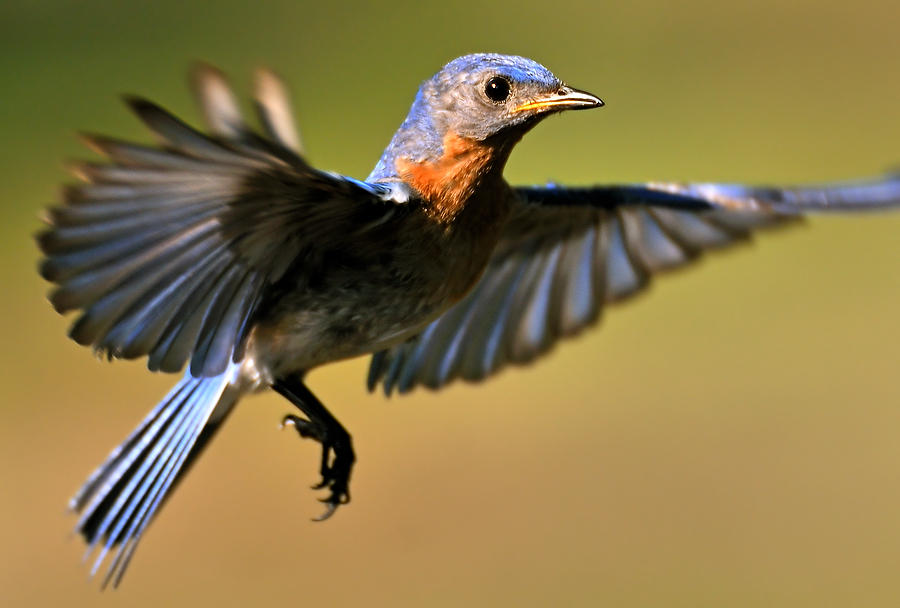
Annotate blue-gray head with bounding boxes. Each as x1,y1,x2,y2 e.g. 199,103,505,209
418,53,602,140
371,53,602,180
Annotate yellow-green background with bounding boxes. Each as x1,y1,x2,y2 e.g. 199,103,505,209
2,1,899,606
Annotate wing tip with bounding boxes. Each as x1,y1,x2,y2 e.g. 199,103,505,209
189,60,228,88
77,132,115,156
121,94,156,117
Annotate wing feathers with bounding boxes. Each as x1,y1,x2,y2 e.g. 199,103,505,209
124,96,268,167
604,212,648,301
191,269,261,376
459,255,534,381
78,133,241,172
254,67,304,154
40,66,398,376
557,226,602,333
67,230,220,347
49,219,218,314
369,175,900,393
190,64,247,140
148,256,234,373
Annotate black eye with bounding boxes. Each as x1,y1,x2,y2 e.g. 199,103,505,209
484,76,511,103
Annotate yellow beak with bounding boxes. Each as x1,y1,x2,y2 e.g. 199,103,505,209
512,86,604,113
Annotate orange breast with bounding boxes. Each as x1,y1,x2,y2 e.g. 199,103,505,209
395,131,498,223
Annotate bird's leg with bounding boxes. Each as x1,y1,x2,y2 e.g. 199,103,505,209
273,374,355,521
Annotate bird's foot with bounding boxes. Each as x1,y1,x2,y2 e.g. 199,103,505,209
281,414,355,521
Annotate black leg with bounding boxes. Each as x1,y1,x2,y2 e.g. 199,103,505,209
273,374,355,521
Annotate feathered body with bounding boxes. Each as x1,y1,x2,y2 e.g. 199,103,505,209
248,130,519,379
246,171,515,378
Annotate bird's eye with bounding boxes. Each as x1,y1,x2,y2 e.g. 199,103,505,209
484,76,511,103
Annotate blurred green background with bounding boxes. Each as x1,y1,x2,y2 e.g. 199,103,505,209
2,0,899,605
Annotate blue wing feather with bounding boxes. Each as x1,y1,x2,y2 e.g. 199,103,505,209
39,67,403,377
369,174,900,393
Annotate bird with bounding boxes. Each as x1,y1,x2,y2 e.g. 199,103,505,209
37,53,900,588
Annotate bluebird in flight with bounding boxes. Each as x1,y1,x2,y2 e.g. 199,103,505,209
38,53,900,586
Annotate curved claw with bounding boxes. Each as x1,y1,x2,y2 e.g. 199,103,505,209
273,380,356,525
312,501,339,522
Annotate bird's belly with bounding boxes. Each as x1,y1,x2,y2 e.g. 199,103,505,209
245,260,479,379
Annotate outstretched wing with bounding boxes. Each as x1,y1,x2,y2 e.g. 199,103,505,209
368,176,900,394
38,65,404,377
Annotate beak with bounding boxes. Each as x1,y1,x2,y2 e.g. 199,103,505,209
512,85,604,114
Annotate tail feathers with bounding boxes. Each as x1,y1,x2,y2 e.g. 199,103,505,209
71,365,239,588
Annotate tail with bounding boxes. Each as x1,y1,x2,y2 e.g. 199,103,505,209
70,364,241,588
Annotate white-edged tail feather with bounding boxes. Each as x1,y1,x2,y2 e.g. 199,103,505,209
70,364,240,588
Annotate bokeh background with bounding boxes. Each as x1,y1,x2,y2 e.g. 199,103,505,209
2,0,899,606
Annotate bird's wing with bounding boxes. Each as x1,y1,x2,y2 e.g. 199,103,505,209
368,177,900,394
38,65,406,377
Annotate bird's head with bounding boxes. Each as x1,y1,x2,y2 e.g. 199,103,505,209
422,53,603,142
370,54,602,219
